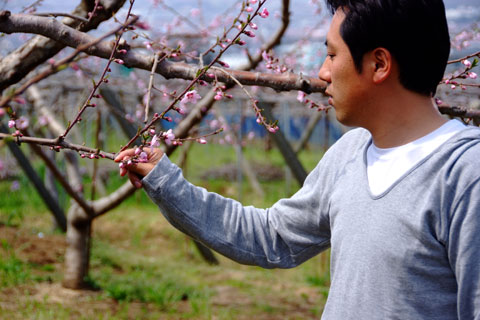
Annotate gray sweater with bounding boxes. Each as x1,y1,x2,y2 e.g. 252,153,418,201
143,127,480,320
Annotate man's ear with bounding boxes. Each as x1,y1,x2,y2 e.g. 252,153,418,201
368,48,392,84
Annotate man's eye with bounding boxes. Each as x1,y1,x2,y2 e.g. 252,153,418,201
327,54,335,59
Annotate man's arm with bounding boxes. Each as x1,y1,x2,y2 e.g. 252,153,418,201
115,148,331,268
447,176,480,319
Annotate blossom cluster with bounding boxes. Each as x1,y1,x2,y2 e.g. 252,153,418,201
262,51,288,74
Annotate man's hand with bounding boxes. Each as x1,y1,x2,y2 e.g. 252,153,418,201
114,147,164,188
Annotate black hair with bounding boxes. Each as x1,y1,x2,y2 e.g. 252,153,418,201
325,0,450,96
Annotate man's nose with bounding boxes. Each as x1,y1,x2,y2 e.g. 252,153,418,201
318,59,331,84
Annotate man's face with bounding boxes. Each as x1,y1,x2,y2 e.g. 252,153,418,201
318,10,371,127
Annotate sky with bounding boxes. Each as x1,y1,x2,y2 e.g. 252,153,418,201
1,0,479,74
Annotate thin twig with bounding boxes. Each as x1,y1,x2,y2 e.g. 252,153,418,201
144,52,161,123
60,1,137,139
0,15,139,110
0,133,115,159
448,51,480,64
120,0,270,152
33,12,89,23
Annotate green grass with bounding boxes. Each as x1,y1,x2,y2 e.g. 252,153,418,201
0,140,330,319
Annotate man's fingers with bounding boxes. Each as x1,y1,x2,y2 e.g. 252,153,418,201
127,170,143,189
114,149,137,162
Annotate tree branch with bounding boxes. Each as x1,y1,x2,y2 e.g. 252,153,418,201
0,12,326,93
0,0,127,92
438,104,480,122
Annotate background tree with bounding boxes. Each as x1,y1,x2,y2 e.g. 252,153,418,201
0,0,478,292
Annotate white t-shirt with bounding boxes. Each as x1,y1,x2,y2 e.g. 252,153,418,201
366,119,467,196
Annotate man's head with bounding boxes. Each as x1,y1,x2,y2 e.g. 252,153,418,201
324,0,450,97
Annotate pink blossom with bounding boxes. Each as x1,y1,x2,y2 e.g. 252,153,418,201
13,97,26,104
244,30,255,38
38,115,49,126
197,138,207,144
119,162,125,169
445,79,450,84
246,6,253,12
462,59,472,67
177,106,186,115
114,59,124,65
125,114,134,123
89,154,96,159
143,41,153,50
149,128,156,136
138,152,149,163
249,22,258,30
218,60,230,68
214,92,223,100
250,0,258,4
237,39,246,46
260,8,269,18
297,91,306,103
134,147,142,156
190,8,201,17
451,85,456,89
151,134,160,147
181,90,202,104
8,120,15,128
134,21,151,30
262,51,270,61
468,72,477,79
268,126,279,133
163,129,176,142
256,117,262,124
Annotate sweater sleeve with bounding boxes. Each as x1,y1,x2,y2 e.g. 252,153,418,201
447,176,480,320
142,154,331,269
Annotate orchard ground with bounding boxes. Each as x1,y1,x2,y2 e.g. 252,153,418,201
0,141,331,319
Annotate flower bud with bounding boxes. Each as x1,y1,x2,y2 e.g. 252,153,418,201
260,8,269,18
462,59,472,67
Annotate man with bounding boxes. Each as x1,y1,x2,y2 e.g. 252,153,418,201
116,0,480,318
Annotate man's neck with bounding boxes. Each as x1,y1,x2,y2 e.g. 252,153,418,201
367,92,447,148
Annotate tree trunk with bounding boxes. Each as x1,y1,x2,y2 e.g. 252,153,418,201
63,203,92,289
